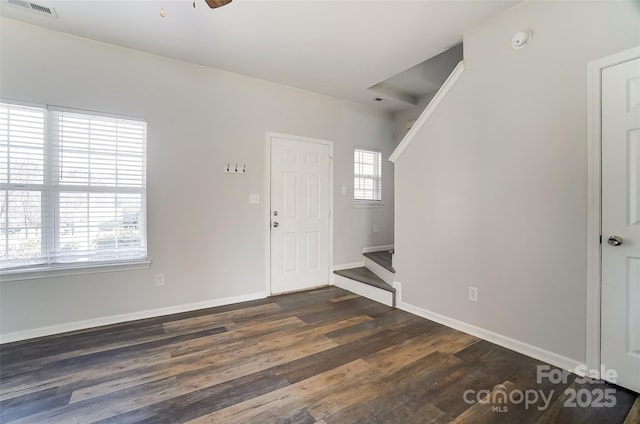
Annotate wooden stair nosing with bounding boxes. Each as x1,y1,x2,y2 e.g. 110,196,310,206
363,251,395,274
333,267,396,308
333,267,394,293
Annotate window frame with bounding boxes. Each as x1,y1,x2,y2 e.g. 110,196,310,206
353,147,383,207
0,100,150,280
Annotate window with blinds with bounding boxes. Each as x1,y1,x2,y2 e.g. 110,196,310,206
0,101,147,271
353,148,382,201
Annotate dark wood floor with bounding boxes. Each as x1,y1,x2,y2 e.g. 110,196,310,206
0,286,637,424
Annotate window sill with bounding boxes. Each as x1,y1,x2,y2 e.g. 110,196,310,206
352,201,384,209
0,260,152,282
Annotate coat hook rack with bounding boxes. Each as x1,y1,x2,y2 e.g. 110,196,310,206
225,162,247,174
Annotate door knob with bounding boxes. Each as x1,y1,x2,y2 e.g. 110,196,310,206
273,222,279,228
607,236,623,247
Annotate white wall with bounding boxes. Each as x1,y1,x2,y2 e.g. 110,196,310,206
394,1,640,363
393,91,436,146
0,18,394,337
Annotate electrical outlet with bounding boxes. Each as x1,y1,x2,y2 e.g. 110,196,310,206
155,274,165,287
468,286,478,302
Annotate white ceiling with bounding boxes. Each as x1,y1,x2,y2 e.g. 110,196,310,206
0,0,518,111
370,43,463,107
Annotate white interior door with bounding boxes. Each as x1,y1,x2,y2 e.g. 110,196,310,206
601,57,640,393
270,135,330,294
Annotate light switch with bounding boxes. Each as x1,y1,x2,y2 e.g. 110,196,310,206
341,185,347,195
249,194,260,204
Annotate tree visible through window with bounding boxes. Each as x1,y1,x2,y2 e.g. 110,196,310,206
353,148,382,201
0,102,147,271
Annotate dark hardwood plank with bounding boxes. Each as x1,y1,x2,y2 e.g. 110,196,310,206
536,380,637,424
273,317,435,385
0,387,71,423
624,396,640,424
0,296,275,362
0,326,227,403
329,293,360,303
185,359,377,423
91,370,290,424
0,286,635,424
321,351,463,424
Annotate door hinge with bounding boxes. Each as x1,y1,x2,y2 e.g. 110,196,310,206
599,235,602,244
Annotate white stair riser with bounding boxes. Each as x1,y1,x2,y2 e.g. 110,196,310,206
363,256,395,284
333,275,393,307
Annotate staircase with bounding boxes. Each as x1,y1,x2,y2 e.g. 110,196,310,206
333,248,396,307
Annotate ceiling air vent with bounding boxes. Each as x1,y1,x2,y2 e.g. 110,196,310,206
7,0,58,18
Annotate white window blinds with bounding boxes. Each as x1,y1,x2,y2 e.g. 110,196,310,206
0,102,147,271
0,103,47,268
353,148,382,201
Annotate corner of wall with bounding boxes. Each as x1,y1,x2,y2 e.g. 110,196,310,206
389,61,465,163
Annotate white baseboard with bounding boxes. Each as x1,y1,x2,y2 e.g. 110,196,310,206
392,281,583,374
362,244,394,253
334,275,393,307
0,291,269,344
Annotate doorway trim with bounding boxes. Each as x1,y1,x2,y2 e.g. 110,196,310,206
586,46,640,370
264,132,334,296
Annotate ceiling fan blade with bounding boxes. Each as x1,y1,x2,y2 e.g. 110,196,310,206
204,0,232,8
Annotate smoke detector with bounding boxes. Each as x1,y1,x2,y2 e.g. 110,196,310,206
511,30,532,49
7,0,57,18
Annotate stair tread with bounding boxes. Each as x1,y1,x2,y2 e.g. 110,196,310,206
333,267,395,292
363,250,395,273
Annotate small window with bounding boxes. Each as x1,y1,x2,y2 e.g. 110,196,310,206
353,148,382,201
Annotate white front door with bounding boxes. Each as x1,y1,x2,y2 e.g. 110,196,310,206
270,135,330,294
601,57,640,393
